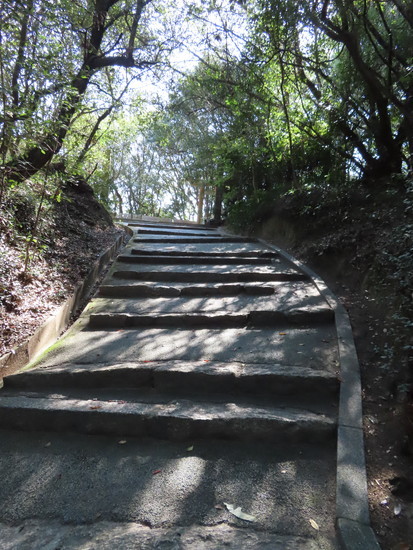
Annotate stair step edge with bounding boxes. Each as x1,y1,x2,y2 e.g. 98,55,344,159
0,395,336,442
4,362,340,395
98,283,277,297
87,309,334,328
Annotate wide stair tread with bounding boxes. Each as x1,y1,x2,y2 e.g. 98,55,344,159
128,221,217,230
111,269,308,282
136,228,220,236
91,293,330,315
4,360,339,400
0,388,336,442
0,521,326,550
132,236,258,243
0,430,337,547
98,282,280,297
118,254,274,265
129,248,278,257
87,307,334,328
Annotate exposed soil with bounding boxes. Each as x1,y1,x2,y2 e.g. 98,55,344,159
242,184,413,550
0,178,126,357
311,259,413,550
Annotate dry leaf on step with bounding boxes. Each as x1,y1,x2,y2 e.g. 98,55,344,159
309,519,319,530
224,502,256,522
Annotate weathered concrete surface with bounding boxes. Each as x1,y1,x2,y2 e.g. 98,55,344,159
0,521,325,550
111,259,299,274
0,221,345,549
129,221,217,231
0,430,337,550
129,248,278,257
0,394,335,441
135,227,218,236
5,360,339,398
92,283,328,312
111,269,307,283
133,236,258,243
30,325,339,372
98,284,283,299
131,242,270,253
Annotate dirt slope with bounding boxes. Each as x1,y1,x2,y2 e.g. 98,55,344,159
230,185,413,550
0,178,125,357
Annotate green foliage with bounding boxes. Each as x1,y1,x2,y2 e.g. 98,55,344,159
1,0,413,226
225,189,280,231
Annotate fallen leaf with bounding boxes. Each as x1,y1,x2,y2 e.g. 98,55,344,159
89,405,102,410
279,332,287,335
186,445,194,452
309,519,319,530
394,503,402,516
45,442,51,447
118,440,127,445
224,502,256,522
152,469,162,475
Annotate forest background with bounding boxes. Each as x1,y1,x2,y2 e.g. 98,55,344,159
0,1,413,548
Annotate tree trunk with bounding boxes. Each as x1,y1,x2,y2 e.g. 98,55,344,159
315,4,403,176
213,184,223,223
4,0,149,185
197,184,205,224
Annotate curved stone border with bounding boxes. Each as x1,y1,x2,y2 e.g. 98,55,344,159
0,229,130,384
257,238,381,550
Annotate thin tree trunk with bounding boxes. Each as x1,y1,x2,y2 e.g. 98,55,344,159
4,0,149,185
279,49,296,187
197,184,205,224
213,185,223,223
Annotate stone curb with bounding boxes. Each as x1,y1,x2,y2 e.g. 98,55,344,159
0,229,129,384
256,238,381,550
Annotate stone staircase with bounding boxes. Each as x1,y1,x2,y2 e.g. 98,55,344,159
0,221,346,549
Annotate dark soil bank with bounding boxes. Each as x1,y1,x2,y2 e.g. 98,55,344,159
227,183,413,550
0,178,125,356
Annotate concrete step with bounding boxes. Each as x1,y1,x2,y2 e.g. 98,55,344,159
91,289,329,313
0,430,338,547
129,222,216,231
112,262,293,273
34,326,339,373
0,392,336,442
131,242,270,254
98,282,278,297
133,237,258,243
129,249,279,258
118,254,273,265
87,308,334,329
4,360,339,400
111,269,308,283
136,228,220,236
0,520,328,550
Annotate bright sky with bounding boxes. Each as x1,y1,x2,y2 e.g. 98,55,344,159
129,0,249,105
